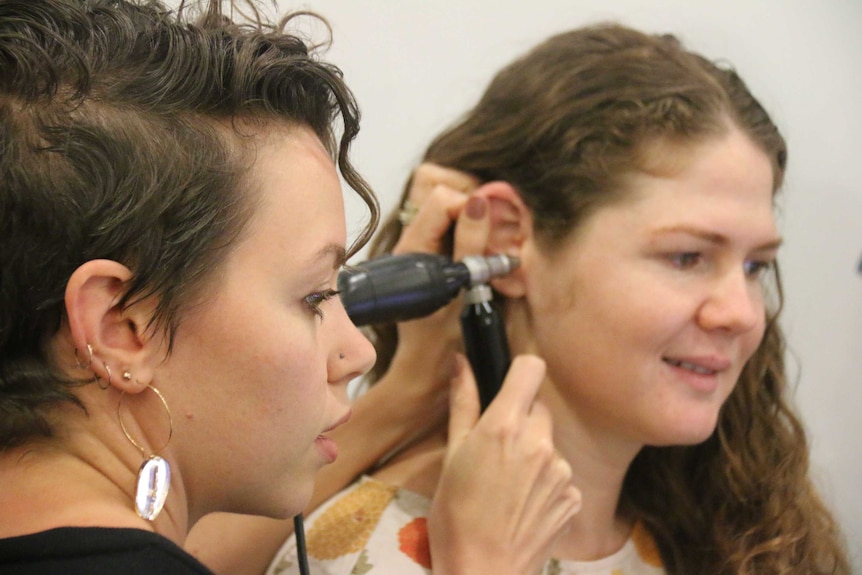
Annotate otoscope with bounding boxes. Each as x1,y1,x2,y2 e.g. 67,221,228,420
337,252,517,411
295,252,518,575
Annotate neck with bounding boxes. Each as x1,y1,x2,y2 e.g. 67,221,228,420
538,381,642,561
505,302,643,561
0,387,188,545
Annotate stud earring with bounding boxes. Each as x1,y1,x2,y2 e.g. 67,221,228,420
118,384,173,521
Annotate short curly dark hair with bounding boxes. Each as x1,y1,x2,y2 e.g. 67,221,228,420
0,0,378,449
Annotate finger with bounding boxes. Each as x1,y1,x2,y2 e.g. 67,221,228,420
517,450,579,539
409,163,480,205
545,473,582,529
393,185,466,255
535,482,582,544
523,398,554,440
452,195,491,261
481,354,546,422
445,353,481,463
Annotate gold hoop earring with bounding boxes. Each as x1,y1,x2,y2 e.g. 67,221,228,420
118,384,173,521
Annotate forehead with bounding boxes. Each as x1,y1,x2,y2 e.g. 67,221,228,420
570,128,778,246
228,123,345,264
634,127,778,194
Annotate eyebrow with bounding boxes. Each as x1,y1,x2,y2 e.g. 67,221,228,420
313,244,348,270
651,225,783,251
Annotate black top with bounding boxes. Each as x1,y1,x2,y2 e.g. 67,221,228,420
0,527,214,574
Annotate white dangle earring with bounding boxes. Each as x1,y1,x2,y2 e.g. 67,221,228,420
117,383,173,521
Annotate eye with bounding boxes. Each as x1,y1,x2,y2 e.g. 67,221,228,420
668,252,701,270
304,289,341,319
743,259,774,280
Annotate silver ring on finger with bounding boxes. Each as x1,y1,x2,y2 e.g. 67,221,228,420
398,199,420,226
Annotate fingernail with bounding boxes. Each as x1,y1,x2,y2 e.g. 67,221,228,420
465,196,487,220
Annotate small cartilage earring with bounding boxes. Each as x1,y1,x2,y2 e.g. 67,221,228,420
99,362,112,390
75,344,94,370
123,371,132,381
119,385,173,521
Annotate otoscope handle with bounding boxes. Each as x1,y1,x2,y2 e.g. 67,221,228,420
460,284,511,411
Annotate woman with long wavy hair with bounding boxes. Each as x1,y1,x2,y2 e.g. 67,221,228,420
260,23,849,575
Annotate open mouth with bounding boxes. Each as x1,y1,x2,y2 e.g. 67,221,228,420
663,358,718,376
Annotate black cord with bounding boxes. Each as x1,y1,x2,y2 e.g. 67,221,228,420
293,514,310,575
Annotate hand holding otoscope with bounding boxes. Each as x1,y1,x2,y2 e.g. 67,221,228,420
338,252,517,410
293,252,517,575
334,249,579,573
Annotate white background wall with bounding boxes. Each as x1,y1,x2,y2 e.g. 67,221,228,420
281,0,862,565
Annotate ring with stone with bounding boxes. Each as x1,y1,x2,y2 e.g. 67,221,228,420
398,199,420,226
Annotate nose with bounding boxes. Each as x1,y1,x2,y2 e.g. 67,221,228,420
328,301,377,385
697,269,764,334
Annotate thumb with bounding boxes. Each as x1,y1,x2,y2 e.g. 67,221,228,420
445,353,481,465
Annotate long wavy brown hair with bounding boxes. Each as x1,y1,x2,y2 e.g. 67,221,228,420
365,24,848,574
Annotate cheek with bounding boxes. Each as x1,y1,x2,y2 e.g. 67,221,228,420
247,319,327,405
189,297,327,414
741,316,768,363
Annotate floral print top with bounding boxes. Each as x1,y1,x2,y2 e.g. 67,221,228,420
266,476,666,575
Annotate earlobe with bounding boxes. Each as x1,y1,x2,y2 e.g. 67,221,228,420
65,260,156,391
473,181,532,298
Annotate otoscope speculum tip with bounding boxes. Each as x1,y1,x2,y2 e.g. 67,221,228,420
462,253,520,286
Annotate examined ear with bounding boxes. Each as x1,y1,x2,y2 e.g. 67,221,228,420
473,181,532,298
65,259,157,389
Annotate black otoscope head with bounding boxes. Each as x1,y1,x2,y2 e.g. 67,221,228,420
338,252,518,326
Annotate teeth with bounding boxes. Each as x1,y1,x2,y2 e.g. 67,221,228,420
666,358,716,375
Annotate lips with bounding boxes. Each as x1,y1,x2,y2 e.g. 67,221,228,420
662,355,731,395
315,409,352,464
664,358,717,375
662,355,731,375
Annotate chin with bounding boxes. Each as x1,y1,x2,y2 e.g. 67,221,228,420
647,412,721,447
236,481,314,520
277,487,314,519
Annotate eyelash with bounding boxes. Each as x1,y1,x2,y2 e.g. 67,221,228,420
668,252,701,270
743,259,774,279
667,252,774,279
304,289,341,319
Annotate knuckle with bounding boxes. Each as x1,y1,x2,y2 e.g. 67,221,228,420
490,419,519,443
529,436,556,463
555,457,573,482
564,486,583,513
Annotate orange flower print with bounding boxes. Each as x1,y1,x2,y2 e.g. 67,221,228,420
631,522,664,567
305,480,397,560
398,517,432,569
